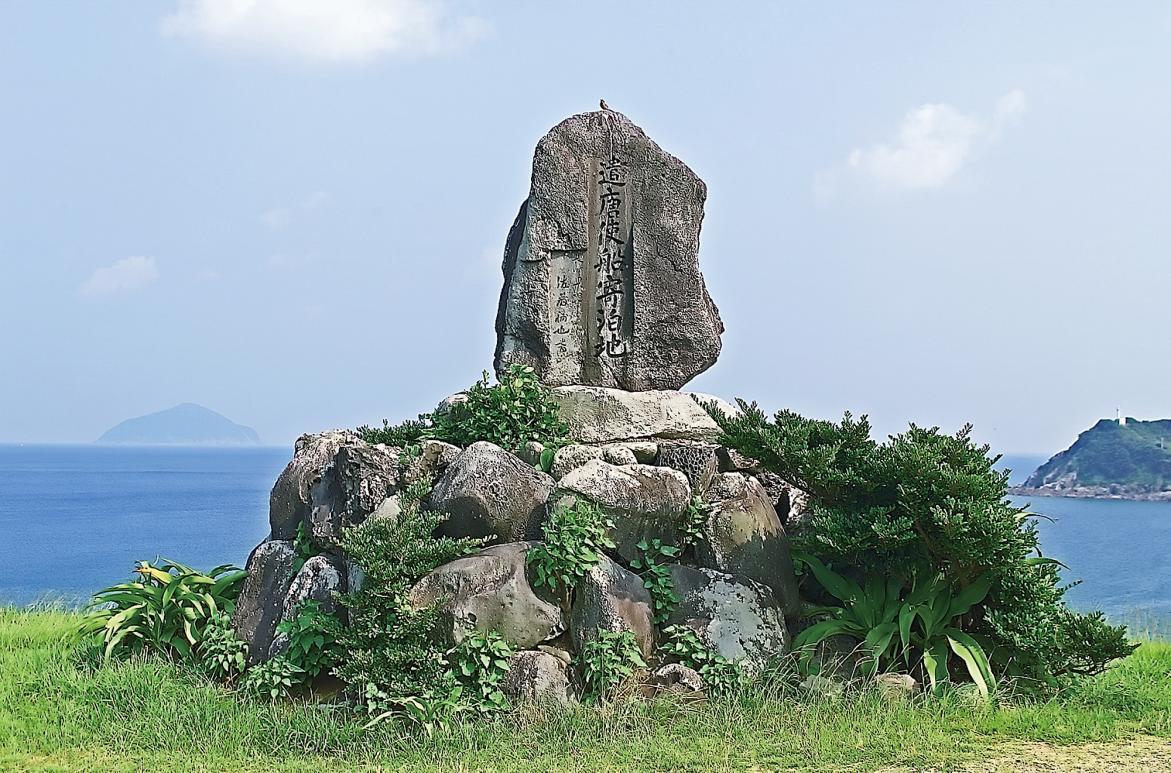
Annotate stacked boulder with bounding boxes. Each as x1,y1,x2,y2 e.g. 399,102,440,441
232,108,806,702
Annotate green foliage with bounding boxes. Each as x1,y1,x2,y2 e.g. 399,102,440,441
1029,417,1171,490
794,555,996,696
658,624,747,696
576,629,646,704
78,559,247,661
527,497,615,592
431,365,569,453
334,478,482,724
681,495,709,550
275,599,343,681
197,611,248,682
356,417,431,448
292,521,316,573
361,681,465,735
711,403,1135,687
242,655,303,701
630,539,681,624
357,365,569,456
450,630,514,717
538,446,556,474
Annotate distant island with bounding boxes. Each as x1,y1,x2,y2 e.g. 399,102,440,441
96,403,261,446
1012,417,1171,500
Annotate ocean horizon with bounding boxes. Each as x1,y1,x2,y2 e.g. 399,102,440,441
1,446,1167,629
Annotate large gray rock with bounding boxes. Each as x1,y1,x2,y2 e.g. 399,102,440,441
308,441,402,551
428,441,554,542
493,110,723,391
501,650,576,706
554,460,691,563
232,540,298,665
550,444,604,481
269,554,345,658
698,473,800,616
552,386,721,444
268,430,359,540
569,555,656,659
666,565,789,674
408,542,564,648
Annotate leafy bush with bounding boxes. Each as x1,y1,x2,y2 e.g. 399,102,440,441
793,555,996,695
242,655,303,700
198,610,249,682
527,497,615,593
658,624,746,696
334,478,483,724
275,599,343,681
450,630,514,717
711,403,1136,687
357,365,569,456
79,559,247,661
291,521,316,573
680,495,709,550
577,629,646,703
630,539,681,624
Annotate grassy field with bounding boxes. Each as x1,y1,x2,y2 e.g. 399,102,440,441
2,608,1169,771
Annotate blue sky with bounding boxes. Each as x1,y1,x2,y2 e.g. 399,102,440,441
2,1,1170,453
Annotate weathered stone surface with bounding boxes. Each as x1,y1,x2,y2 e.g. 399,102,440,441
408,542,564,648
551,444,604,481
494,110,723,392
687,393,741,420
232,540,298,665
555,460,691,562
666,565,789,673
875,672,919,699
429,441,554,542
269,430,359,540
517,441,545,467
752,471,810,528
401,439,462,486
618,440,659,463
552,386,721,444
698,473,800,616
269,554,345,658
501,650,576,706
658,442,719,495
569,555,656,659
652,663,705,694
600,444,638,466
308,442,401,551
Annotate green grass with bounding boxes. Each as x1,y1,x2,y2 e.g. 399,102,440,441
2,608,1170,771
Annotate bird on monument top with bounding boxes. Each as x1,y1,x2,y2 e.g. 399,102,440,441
600,98,612,111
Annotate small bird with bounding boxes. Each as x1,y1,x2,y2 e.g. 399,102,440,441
600,98,612,111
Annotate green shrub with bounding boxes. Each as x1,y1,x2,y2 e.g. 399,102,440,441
577,629,646,704
197,610,249,682
291,521,316,573
450,630,514,717
79,559,246,661
711,404,1136,688
242,654,303,700
680,495,709,550
658,624,746,696
630,539,681,624
275,599,343,681
793,555,996,695
357,365,569,456
527,497,615,593
334,478,483,724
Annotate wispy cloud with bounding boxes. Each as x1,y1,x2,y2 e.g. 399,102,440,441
162,0,488,64
260,190,333,230
815,89,1027,200
260,208,292,230
78,256,160,298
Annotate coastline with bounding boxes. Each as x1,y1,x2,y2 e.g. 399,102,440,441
1010,485,1171,502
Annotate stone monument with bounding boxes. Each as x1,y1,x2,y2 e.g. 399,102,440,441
494,109,724,391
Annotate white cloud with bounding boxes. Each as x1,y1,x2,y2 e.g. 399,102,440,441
816,89,1028,199
79,257,159,298
162,0,488,63
261,207,291,230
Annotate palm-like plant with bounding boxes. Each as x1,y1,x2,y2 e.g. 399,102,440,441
793,554,997,696
79,559,247,661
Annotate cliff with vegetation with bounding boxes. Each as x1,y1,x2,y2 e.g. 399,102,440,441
1015,418,1171,500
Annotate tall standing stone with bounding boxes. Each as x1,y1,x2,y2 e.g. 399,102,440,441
494,110,723,391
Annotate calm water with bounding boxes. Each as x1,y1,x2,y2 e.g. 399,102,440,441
0,447,1167,624
0,444,289,606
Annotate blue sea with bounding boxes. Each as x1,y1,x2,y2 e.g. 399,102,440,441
0,447,1168,627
